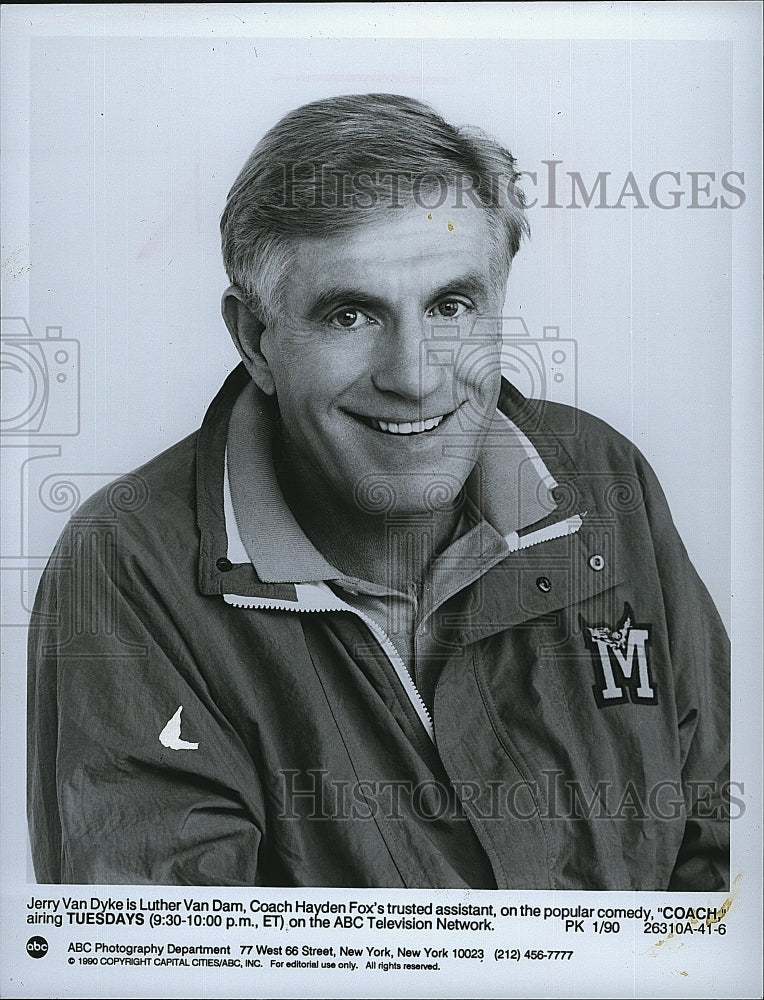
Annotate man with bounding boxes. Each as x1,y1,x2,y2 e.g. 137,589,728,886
27,94,730,889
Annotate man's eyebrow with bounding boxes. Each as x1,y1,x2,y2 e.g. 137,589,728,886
307,286,388,318
428,272,491,303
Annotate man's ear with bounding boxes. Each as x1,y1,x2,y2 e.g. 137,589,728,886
221,285,276,395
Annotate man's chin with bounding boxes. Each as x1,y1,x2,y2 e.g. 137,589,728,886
352,470,467,517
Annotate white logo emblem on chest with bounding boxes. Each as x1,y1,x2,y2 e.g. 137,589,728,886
159,706,200,750
582,603,657,707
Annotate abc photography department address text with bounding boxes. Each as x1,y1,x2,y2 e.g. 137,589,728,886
23,893,731,977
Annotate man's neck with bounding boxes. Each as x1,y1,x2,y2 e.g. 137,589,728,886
276,460,463,592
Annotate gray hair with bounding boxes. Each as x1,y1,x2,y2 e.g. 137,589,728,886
221,93,529,323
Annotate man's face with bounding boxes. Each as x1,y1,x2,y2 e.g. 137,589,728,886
256,199,505,516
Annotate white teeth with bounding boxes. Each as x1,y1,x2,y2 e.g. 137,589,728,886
372,415,445,434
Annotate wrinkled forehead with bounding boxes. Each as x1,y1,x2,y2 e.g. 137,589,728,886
282,199,496,307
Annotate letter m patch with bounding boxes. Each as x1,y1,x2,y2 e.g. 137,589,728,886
581,602,657,708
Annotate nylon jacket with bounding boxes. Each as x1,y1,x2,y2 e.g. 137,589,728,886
27,365,730,888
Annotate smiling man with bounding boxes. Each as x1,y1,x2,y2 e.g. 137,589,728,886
28,94,730,889
222,192,505,590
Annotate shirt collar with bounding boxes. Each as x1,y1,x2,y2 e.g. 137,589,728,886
225,380,559,586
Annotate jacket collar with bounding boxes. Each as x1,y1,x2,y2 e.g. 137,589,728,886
224,379,563,586
197,364,610,615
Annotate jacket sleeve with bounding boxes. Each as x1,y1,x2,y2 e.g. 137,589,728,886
634,449,731,890
27,509,264,885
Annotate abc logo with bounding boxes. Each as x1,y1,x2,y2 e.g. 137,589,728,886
26,936,49,958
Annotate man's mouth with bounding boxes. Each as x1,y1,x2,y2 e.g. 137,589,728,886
347,408,456,435
371,415,446,435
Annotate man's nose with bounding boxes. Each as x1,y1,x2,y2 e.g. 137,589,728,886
370,316,446,400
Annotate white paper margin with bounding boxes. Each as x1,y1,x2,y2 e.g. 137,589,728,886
1,4,761,998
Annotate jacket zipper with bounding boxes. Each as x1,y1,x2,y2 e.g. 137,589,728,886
223,583,435,743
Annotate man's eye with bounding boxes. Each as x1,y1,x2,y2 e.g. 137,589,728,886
427,299,472,320
328,308,376,330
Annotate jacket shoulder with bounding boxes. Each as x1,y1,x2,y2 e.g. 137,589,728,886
55,432,200,555
511,395,674,530
504,383,648,477
537,401,642,464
